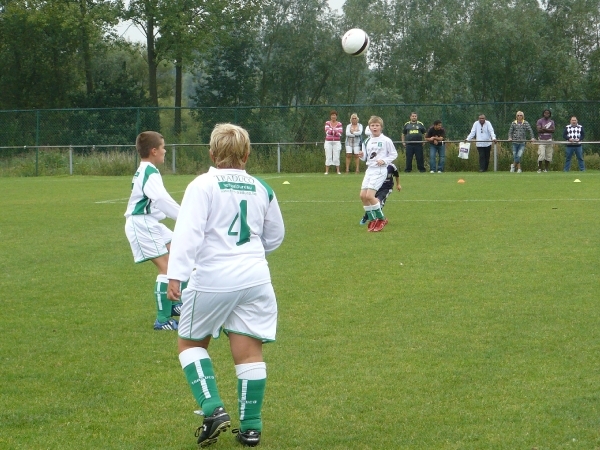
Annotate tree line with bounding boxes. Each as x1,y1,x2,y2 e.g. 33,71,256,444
1,0,599,123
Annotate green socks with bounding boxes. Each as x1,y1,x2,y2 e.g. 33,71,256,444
179,347,223,416
179,349,268,430
236,362,267,432
363,203,384,221
154,275,172,322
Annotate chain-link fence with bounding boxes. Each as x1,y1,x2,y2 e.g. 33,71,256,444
1,102,599,175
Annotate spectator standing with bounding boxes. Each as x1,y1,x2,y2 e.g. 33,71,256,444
345,113,363,174
563,116,585,171
324,110,343,175
536,109,555,172
466,115,497,172
401,112,427,173
425,120,446,173
507,111,535,173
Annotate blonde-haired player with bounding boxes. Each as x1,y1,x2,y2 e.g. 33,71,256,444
167,123,285,447
124,131,183,330
358,116,398,232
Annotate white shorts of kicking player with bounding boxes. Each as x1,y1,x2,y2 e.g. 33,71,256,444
178,283,278,343
361,166,387,191
125,216,172,263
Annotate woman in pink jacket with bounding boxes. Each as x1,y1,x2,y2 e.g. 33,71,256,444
324,110,343,174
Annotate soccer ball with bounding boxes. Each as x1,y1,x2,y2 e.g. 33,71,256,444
341,28,370,56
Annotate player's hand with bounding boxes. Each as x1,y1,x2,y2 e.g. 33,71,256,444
377,159,385,166
358,151,364,158
167,279,182,301
396,184,402,191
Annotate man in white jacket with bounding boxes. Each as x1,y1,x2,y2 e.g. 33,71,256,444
167,123,285,448
466,114,497,172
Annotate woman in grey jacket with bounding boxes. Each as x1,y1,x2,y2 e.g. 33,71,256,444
508,111,535,173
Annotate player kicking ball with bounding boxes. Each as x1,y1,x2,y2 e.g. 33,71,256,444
358,116,398,232
124,131,185,331
167,124,285,447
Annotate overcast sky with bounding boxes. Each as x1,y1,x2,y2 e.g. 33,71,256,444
117,0,347,42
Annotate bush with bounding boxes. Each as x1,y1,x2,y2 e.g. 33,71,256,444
0,143,597,176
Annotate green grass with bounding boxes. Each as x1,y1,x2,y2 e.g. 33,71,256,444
1,170,599,449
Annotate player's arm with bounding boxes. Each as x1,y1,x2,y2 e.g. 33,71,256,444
144,174,180,220
358,139,368,160
383,140,398,164
393,168,402,191
167,184,207,299
261,195,285,255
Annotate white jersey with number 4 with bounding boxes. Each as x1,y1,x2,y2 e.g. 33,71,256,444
167,167,285,292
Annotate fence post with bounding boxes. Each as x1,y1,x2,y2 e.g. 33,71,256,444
69,145,73,175
172,145,176,174
35,110,40,151
30,146,37,176
277,143,281,173
493,142,498,172
136,108,141,137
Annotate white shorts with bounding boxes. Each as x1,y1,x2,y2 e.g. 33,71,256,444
125,216,172,263
178,283,278,343
361,166,387,191
324,141,341,166
346,145,361,155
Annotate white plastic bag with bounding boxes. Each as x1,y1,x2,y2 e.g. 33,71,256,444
458,141,470,159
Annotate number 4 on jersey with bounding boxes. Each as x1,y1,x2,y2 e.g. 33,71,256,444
227,200,250,246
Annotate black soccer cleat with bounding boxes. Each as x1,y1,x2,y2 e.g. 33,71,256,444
232,428,261,447
194,406,231,448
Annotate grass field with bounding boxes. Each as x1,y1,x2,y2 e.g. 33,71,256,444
1,170,599,449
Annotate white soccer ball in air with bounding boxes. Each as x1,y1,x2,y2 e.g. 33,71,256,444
341,28,370,56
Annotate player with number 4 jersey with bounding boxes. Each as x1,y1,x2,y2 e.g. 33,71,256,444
167,123,284,448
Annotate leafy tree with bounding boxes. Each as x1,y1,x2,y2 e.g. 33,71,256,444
0,1,80,108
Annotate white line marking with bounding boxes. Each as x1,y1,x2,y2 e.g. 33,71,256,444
279,198,600,203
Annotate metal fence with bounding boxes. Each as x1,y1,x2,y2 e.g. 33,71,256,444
1,102,599,175
2,101,600,145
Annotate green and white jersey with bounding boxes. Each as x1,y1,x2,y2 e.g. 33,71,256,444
360,133,398,169
167,167,285,292
124,161,179,221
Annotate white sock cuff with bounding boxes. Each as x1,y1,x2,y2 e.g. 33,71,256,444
235,362,266,380
179,347,210,369
156,274,169,284
363,204,373,212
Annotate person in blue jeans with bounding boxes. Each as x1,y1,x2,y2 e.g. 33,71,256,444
425,120,446,173
507,111,535,173
562,116,585,171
